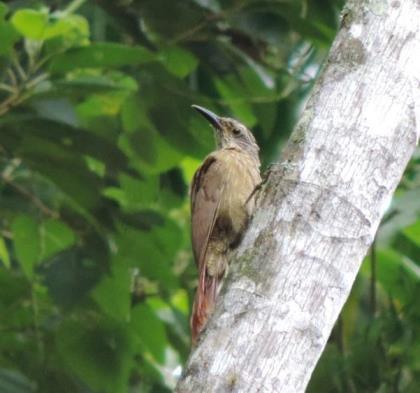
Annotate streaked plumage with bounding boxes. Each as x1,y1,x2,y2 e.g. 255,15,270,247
190,105,261,343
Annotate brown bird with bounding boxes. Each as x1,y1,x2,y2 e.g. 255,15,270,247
190,105,261,343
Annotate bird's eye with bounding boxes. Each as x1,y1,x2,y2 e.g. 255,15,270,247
233,128,241,136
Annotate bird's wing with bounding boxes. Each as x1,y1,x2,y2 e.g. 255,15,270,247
190,154,227,342
190,154,226,271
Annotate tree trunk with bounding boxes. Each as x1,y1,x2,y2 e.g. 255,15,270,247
176,1,419,392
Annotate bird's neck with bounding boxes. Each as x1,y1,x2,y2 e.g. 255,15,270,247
219,144,260,168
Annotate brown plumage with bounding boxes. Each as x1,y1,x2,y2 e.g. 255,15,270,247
190,105,261,343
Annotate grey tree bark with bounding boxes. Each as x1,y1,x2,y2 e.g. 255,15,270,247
176,1,420,392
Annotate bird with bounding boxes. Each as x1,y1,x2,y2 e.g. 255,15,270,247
190,105,261,343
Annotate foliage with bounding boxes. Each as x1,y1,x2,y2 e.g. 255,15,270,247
0,0,417,392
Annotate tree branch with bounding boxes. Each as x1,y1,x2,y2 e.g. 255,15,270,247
176,0,419,392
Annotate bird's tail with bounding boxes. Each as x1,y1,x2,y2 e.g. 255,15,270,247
190,253,226,344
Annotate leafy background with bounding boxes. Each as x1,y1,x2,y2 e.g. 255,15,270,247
0,0,418,392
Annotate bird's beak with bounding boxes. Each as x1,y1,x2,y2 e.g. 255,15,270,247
191,105,222,130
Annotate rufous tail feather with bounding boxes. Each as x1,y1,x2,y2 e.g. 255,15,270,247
190,272,218,344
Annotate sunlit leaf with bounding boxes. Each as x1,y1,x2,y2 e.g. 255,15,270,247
11,9,48,40
179,156,201,183
159,46,198,78
77,91,130,120
0,238,10,269
44,14,89,46
170,289,189,315
85,156,106,177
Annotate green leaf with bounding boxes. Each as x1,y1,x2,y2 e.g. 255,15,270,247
43,14,89,45
57,318,132,393
121,174,158,206
40,219,75,260
120,95,183,174
0,117,129,218
11,9,48,40
159,46,198,78
375,249,418,302
402,221,420,248
137,0,203,38
103,173,159,211
0,238,10,269
214,77,257,127
135,64,213,157
92,263,131,322
12,215,40,278
85,156,106,177
0,116,127,174
11,216,75,276
0,3,7,20
379,188,420,245
49,43,155,73
180,156,201,183
0,368,36,393
0,3,20,55
393,224,420,264
76,91,130,120
0,27,17,54
41,249,102,308
151,216,184,260
130,303,167,363
114,224,177,288
55,70,138,94
27,154,102,212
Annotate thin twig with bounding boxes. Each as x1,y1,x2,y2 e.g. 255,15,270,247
170,1,248,44
0,92,20,116
0,70,49,116
63,0,87,15
1,173,59,218
0,83,16,94
25,72,49,89
12,55,27,82
31,51,64,73
6,68,18,87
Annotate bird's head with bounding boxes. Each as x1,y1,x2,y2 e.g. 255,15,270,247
192,105,259,160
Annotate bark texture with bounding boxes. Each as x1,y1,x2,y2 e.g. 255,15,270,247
176,1,420,392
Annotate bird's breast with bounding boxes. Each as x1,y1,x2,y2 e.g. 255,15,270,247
216,149,261,238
